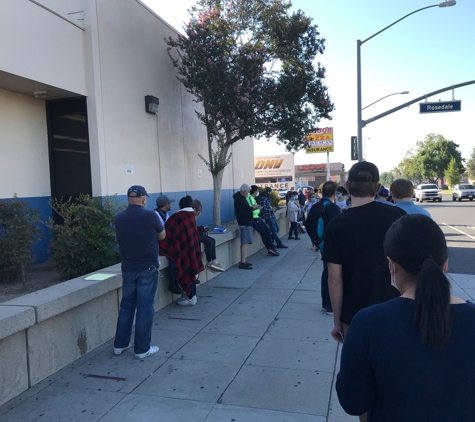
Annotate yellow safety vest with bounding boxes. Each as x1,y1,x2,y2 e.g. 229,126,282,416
246,195,260,219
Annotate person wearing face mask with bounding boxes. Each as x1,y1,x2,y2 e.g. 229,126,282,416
192,199,225,273
155,194,178,288
259,187,288,249
336,214,475,421
287,191,301,240
247,185,279,257
335,186,349,211
154,194,176,226
303,192,318,250
160,195,204,306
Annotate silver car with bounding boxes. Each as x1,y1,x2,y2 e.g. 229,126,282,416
452,184,475,202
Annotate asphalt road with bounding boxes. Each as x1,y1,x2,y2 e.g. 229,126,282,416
418,194,475,275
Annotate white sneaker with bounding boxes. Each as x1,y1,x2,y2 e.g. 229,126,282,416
134,345,159,359
176,295,197,306
113,343,131,355
209,263,225,272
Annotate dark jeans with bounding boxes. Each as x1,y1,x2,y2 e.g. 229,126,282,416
169,259,197,298
114,266,158,354
253,218,274,250
199,234,216,262
289,222,299,238
321,260,332,311
265,217,283,247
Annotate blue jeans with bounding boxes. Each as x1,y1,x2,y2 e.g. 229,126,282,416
253,218,274,250
321,260,332,311
289,222,299,238
266,217,283,247
114,266,158,354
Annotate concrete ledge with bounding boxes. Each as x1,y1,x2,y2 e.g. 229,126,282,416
3,274,122,323
0,211,288,406
0,305,36,340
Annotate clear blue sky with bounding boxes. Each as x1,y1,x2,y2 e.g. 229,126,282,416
142,0,475,174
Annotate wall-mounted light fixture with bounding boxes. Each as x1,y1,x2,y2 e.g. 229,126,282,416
145,95,159,114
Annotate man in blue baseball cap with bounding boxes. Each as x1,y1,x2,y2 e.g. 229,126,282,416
113,185,166,359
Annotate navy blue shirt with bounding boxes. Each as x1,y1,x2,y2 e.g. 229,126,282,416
115,205,164,272
337,297,475,421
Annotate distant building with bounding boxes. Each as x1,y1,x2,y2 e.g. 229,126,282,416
295,163,346,189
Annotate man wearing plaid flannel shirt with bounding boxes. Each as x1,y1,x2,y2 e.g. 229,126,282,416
259,187,288,249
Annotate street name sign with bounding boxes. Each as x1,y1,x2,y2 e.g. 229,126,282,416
419,100,461,114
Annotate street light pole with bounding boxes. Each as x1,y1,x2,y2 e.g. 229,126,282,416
356,1,456,162
362,91,409,111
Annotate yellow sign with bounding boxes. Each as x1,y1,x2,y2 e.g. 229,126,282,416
306,134,333,141
305,127,334,154
306,146,334,154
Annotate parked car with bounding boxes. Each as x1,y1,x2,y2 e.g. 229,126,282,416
452,184,475,202
414,184,442,202
278,189,289,199
296,185,315,192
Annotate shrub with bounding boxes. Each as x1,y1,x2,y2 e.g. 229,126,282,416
269,190,281,208
0,199,41,284
49,194,125,279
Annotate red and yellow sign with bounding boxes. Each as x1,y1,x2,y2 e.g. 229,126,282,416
305,127,334,153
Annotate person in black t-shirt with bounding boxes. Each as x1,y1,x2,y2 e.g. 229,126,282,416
322,163,405,422
322,162,406,339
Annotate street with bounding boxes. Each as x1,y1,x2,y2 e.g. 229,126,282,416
418,194,475,275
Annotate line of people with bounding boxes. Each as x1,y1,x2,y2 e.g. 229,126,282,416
233,184,288,269
112,187,226,360
307,161,475,421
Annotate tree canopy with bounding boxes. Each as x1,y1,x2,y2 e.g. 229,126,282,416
417,134,464,183
165,0,334,225
466,147,475,181
445,157,462,187
393,133,464,184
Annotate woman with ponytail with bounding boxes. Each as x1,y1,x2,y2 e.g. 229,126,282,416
336,214,475,422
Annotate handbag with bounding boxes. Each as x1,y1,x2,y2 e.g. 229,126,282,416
168,278,184,295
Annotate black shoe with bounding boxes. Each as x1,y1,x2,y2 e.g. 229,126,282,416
239,262,252,269
245,261,252,266
288,237,294,240
276,244,288,249
268,249,280,256
294,237,301,240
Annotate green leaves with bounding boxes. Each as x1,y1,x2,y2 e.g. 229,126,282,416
394,133,465,184
445,157,462,187
0,199,41,283
165,0,334,154
465,148,475,181
48,194,125,279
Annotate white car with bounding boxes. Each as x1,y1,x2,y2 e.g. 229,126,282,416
414,184,442,203
452,184,475,201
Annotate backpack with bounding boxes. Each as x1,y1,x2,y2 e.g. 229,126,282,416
315,200,330,251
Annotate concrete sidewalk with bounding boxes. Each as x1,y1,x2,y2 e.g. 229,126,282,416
1,237,473,421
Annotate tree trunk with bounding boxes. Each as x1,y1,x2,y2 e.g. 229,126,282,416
211,144,231,227
212,171,224,227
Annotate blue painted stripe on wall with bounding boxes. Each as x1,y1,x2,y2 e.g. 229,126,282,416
119,188,238,228
4,189,238,264
0,196,53,264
